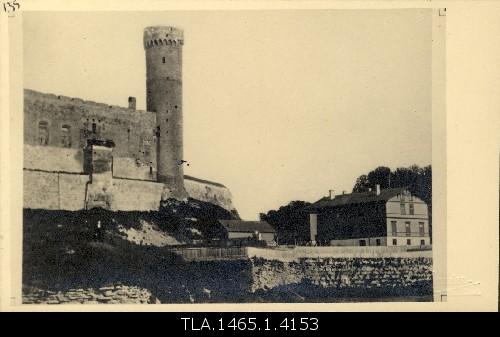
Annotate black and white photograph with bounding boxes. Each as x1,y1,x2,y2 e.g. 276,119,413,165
16,8,446,305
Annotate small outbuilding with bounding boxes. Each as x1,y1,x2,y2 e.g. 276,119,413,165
217,220,276,246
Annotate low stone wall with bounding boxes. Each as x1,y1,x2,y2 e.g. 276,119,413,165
247,246,432,261
250,256,433,299
23,284,157,304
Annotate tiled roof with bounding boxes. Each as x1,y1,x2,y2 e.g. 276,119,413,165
218,220,276,233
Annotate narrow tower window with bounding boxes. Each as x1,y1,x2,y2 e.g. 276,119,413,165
162,56,166,63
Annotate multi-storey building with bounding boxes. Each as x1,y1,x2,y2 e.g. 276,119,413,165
307,186,430,246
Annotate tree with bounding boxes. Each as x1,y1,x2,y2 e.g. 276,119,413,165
260,201,312,245
352,165,432,205
352,164,433,240
352,174,369,193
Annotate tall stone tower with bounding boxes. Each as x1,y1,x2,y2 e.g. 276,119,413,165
144,26,187,199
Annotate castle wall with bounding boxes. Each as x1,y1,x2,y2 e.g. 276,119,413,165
24,170,61,210
23,89,237,213
113,157,156,181
58,174,90,210
111,179,164,211
24,144,84,173
184,177,237,213
23,168,236,213
23,169,164,211
24,89,158,176
24,170,89,211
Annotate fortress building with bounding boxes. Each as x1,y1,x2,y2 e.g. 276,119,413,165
23,26,237,214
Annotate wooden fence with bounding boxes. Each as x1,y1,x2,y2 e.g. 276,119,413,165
170,247,248,261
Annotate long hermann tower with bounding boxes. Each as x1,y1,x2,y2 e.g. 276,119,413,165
144,26,187,199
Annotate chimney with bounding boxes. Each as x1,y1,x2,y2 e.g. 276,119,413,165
376,184,381,196
329,189,335,200
309,214,318,243
342,190,346,195
128,96,136,110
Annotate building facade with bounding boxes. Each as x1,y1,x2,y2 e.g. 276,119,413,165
307,187,430,247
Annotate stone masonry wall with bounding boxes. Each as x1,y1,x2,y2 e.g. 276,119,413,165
184,177,237,214
23,169,236,213
24,89,238,213
24,89,157,172
23,284,157,305
250,256,433,296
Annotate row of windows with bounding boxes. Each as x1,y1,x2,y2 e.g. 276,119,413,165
400,202,415,215
38,121,154,149
392,239,426,246
38,121,72,147
390,221,425,236
358,239,426,246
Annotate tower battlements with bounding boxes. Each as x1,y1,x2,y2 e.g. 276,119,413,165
144,26,184,49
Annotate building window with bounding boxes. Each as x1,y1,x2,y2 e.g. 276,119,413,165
400,203,406,215
407,239,411,246
162,56,166,63
405,222,411,236
38,121,49,145
419,222,425,236
92,122,97,134
359,240,366,246
391,221,397,236
61,125,71,147
420,239,425,246
409,203,414,215
376,239,381,246
392,239,397,246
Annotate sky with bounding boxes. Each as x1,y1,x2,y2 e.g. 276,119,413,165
23,10,433,220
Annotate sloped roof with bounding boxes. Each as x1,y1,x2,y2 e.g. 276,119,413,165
307,187,407,210
218,220,276,233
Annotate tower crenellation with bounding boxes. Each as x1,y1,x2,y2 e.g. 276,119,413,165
143,26,184,48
